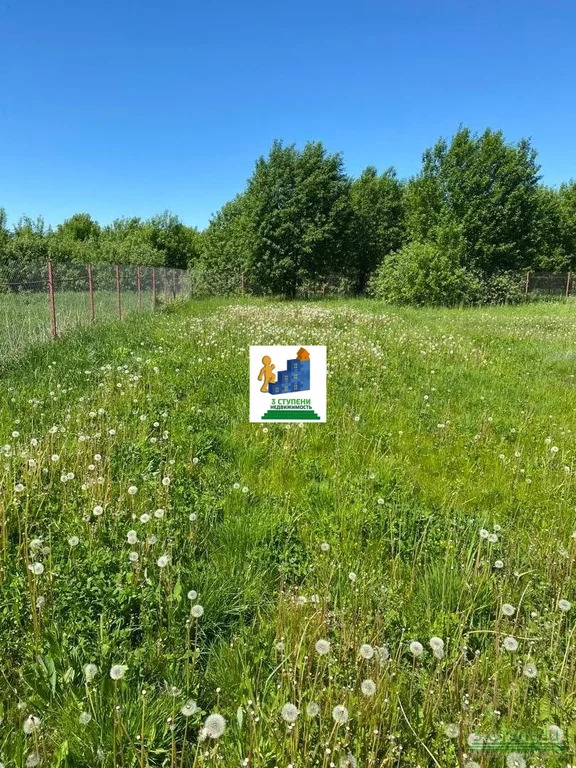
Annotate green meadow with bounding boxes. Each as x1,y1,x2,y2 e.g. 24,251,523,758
1,298,575,767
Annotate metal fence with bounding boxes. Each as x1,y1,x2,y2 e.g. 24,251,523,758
0,260,189,359
524,271,575,298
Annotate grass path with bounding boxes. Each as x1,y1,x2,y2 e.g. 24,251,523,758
1,299,575,767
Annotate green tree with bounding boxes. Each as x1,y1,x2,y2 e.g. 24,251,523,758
145,211,201,268
245,140,353,296
405,128,542,275
349,167,405,291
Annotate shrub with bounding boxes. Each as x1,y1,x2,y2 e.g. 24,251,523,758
479,271,525,304
368,242,481,306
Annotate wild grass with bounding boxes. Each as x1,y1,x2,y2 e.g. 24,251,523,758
0,298,575,767
0,290,157,359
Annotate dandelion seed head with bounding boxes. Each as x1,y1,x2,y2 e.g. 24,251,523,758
501,603,516,617
315,639,331,656
359,643,374,659
522,663,537,679
332,704,349,725
181,700,198,717
361,679,376,697
110,664,128,680
281,703,299,723
306,701,320,717
84,663,98,682
506,753,526,768
191,604,204,618
409,641,424,657
503,636,518,652
79,711,92,724
444,723,459,738
558,599,571,613
203,713,226,738
23,715,41,735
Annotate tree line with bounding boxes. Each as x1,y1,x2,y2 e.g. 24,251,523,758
2,127,575,303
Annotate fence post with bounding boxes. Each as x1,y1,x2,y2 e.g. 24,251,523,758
163,268,168,304
47,260,58,338
524,271,530,297
152,268,156,308
87,264,95,322
137,266,142,310
115,265,122,319
172,270,177,299
566,271,572,298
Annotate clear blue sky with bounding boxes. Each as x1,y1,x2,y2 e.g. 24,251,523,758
1,0,575,230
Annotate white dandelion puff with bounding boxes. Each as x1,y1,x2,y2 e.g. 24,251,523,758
506,754,526,768
361,679,376,697
503,636,518,651
359,643,374,659
306,701,320,717
332,704,349,725
409,641,424,657
109,664,128,680
501,603,516,617
203,713,226,738
23,715,41,735
281,703,299,723
84,663,98,682
522,663,537,679
315,639,331,656
444,723,459,738
558,599,571,613
181,700,198,717
79,711,92,724
191,604,204,618
157,554,170,568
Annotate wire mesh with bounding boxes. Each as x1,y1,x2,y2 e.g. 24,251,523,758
0,260,189,360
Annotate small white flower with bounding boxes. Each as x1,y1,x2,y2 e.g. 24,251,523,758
479,528,489,539
93,505,104,516
189,513,197,522
161,477,171,486
348,572,357,582
140,513,150,523
320,541,330,552
127,485,138,496
494,559,504,569
154,508,165,519
187,590,198,601
129,552,139,562
109,664,128,680
127,530,138,545
14,483,25,493
281,703,299,723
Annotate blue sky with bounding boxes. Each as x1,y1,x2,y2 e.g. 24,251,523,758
1,0,575,230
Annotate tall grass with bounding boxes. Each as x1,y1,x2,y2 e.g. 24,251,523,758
0,298,575,767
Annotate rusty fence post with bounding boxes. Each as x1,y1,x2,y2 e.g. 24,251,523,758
87,264,95,322
566,271,572,298
115,265,122,319
47,260,58,338
137,266,142,310
152,268,156,308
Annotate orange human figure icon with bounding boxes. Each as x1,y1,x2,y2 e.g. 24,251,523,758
258,355,276,393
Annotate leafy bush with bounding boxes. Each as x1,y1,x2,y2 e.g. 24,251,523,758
479,271,525,304
368,241,481,306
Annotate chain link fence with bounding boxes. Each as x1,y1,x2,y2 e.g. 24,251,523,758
0,260,189,359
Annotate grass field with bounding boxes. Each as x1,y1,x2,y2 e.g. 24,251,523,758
1,298,575,768
0,291,157,360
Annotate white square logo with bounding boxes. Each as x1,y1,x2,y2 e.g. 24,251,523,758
249,346,327,423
